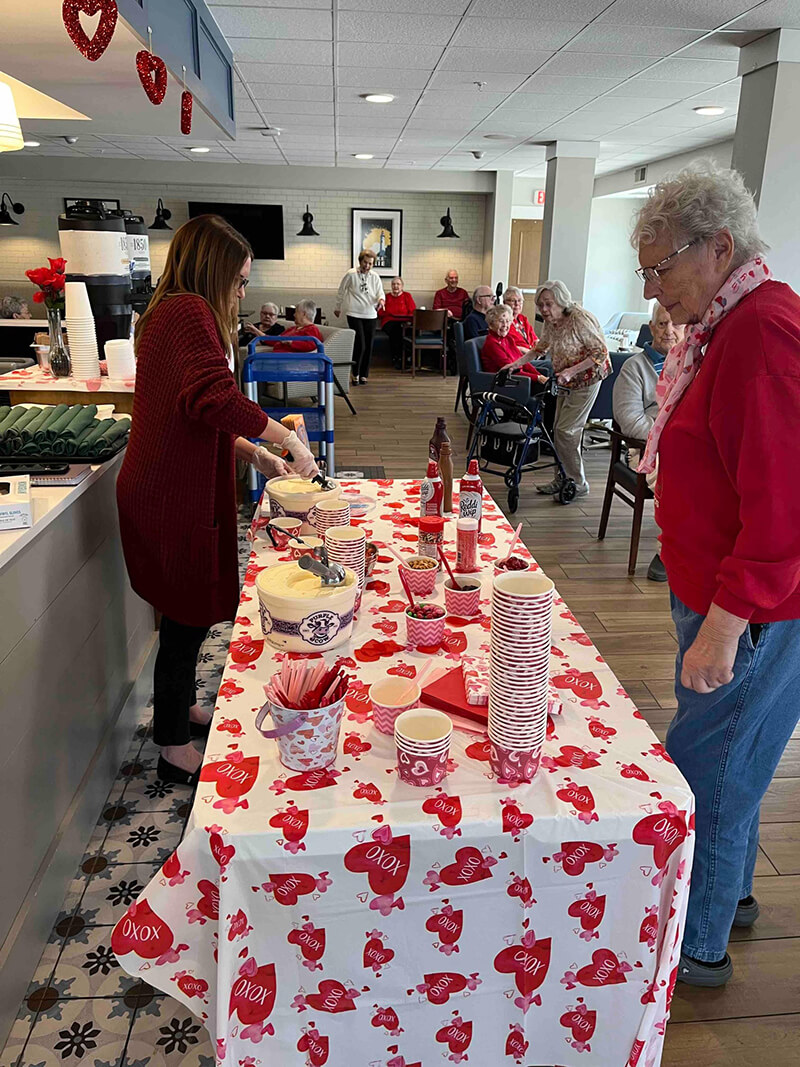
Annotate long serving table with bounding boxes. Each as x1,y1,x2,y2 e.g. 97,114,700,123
0,365,135,414
112,480,693,1067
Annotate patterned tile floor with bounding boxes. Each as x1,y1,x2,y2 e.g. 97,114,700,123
0,518,255,1067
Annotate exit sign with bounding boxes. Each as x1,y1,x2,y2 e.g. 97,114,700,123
535,189,546,205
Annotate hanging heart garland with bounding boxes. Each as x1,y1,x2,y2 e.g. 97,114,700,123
62,0,118,62
180,90,193,135
136,49,168,105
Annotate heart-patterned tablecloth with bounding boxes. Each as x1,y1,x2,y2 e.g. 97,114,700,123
112,479,693,1067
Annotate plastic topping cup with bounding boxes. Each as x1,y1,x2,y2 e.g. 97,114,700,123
401,555,438,597
370,676,421,735
494,555,535,576
405,603,445,648
394,708,452,787
444,577,481,617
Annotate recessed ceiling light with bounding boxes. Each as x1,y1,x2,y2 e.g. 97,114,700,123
362,93,395,104
353,153,374,159
23,140,40,147
693,105,726,116
189,146,211,153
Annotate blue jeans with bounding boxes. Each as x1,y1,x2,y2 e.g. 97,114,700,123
667,594,800,961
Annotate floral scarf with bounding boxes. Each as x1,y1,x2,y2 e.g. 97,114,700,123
638,256,771,473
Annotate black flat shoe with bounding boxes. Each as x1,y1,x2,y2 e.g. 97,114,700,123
157,755,199,786
189,718,211,740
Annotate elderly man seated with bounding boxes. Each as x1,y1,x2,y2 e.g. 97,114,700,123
433,270,468,319
0,296,31,319
463,286,495,341
613,302,683,582
243,302,285,339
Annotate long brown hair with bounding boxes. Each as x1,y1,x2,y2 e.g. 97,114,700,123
135,214,252,351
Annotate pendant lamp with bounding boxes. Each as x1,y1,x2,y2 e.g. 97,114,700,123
0,83,24,153
297,204,319,237
149,197,172,230
437,207,460,239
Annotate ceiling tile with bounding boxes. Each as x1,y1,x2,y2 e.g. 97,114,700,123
336,67,431,89
542,52,653,78
679,33,747,60
564,25,704,55
607,78,715,99
497,92,594,111
471,0,610,16
427,70,528,91
451,19,584,50
518,75,622,95
420,89,511,108
596,1,757,29
337,12,459,44
643,57,739,82
337,43,444,68
210,7,331,39
340,0,467,10
209,0,331,8
248,84,333,102
237,63,332,84
732,0,800,30
250,100,334,116
440,48,554,73
229,38,332,63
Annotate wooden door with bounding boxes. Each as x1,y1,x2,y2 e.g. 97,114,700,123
508,219,543,289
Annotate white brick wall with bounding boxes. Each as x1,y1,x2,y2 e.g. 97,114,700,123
0,179,487,296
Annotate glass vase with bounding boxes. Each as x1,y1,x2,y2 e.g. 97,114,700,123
47,306,71,378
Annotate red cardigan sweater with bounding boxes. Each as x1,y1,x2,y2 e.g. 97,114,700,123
658,281,800,622
117,294,268,626
480,331,541,380
508,312,538,352
270,323,323,352
379,290,416,326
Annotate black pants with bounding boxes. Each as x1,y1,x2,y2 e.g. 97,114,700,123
153,616,209,747
383,321,405,366
347,315,377,379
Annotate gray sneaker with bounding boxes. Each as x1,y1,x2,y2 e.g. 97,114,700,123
677,952,733,987
733,895,760,927
536,480,559,495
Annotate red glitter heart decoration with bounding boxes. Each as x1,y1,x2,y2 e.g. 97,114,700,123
181,89,193,134
62,0,118,62
136,49,168,105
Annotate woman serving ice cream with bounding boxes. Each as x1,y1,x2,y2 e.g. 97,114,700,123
117,214,319,786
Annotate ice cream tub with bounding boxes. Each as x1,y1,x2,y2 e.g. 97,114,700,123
265,475,341,529
256,561,358,652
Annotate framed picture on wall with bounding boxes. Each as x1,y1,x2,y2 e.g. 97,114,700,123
351,208,402,278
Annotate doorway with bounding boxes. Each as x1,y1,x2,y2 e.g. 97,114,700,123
508,219,543,290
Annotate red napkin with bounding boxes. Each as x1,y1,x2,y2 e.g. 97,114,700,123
421,666,488,727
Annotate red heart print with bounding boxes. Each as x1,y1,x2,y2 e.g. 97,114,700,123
576,948,628,987
377,600,408,614
426,907,463,945
502,802,533,836
136,50,168,105
620,763,651,781
366,579,391,596
417,971,469,1005
218,680,245,701
507,875,534,905
267,872,318,906
176,973,208,1000
346,687,373,715
288,923,326,962
567,893,606,931
284,767,340,791
229,960,277,1024
200,756,259,799
111,899,173,959
230,636,264,665
387,662,417,678
345,832,411,895
297,1028,329,1066
422,794,462,829
557,841,605,876
269,804,309,843
440,630,467,654
639,910,659,948
552,671,603,700
560,1006,597,1043
632,809,687,869
209,832,235,869
62,0,118,62
435,1018,473,1054
587,719,616,740
371,1005,400,1031
353,781,384,804
556,783,596,814
506,1026,529,1062
438,846,493,887
196,879,219,920
363,936,394,971
304,979,359,1014
344,734,372,758
551,746,602,770
494,937,551,995
373,619,398,635
466,738,491,763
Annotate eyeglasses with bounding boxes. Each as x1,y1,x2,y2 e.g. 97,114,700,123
635,242,694,284
236,276,250,291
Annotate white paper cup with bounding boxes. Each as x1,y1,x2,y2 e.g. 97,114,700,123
65,281,92,319
395,708,452,747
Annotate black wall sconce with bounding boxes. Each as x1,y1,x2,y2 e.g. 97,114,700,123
436,206,460,239
149,198,172,230
0,193,24,226
297,204,319,237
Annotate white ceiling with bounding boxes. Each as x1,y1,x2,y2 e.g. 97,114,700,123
9,0,800,177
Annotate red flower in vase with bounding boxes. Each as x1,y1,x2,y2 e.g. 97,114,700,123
26,260,67,309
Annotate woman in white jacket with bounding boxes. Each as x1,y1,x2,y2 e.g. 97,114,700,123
335,250,385,384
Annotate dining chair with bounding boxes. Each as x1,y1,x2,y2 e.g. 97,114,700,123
597,420,654,575
410,309,448,378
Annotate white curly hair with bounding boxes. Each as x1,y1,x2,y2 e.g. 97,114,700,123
485,302,513,328
631,160,768,268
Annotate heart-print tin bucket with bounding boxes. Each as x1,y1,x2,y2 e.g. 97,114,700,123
256,695,345,771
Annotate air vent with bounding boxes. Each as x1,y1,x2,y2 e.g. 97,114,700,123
634,165,648,183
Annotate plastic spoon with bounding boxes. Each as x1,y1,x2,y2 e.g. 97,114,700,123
500,522,523,564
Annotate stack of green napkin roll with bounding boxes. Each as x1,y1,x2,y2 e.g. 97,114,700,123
0,404,131,459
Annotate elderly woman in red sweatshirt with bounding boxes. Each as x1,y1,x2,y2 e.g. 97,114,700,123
632,163,800,989
480,303,547,382
379,276,416,368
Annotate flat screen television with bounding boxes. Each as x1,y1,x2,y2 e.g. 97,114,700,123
188,201,285,260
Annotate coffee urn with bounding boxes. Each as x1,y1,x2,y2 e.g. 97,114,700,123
58,201,133,349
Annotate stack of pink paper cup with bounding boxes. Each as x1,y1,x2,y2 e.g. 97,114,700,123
310,498,351,537
394,708,452,787
324,525,366,609
488,571,554,782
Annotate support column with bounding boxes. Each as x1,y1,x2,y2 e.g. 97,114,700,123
733,29,800,287
482,169,515,292
538,141,599,302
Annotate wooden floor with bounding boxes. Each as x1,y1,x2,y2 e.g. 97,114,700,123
333,356,800,1066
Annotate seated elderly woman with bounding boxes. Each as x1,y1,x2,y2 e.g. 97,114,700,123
379,277,416,368
630,163,800,990
265,299,323,352
0,296,31,319
503,286,538,353
480,304,547,381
